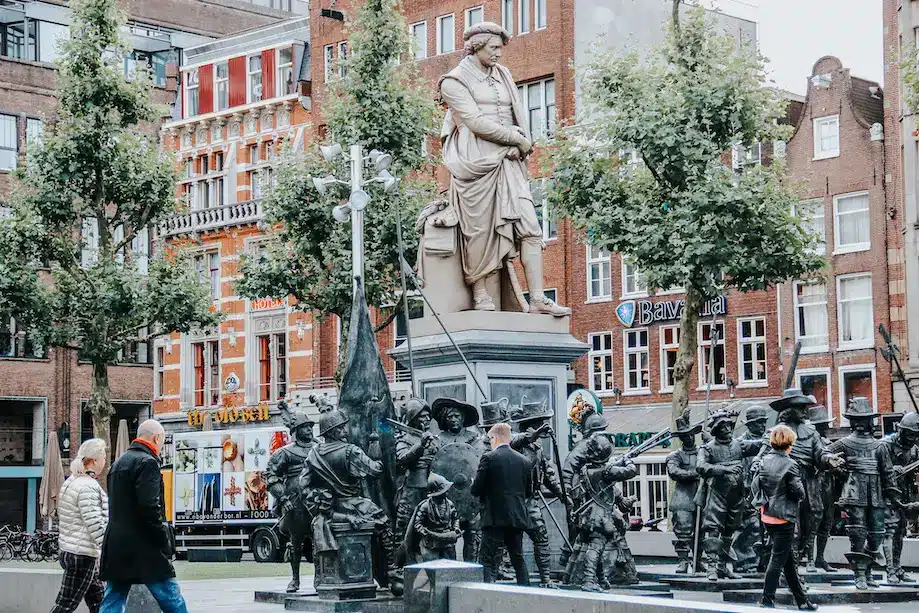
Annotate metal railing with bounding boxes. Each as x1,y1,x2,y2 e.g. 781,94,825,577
160,200,262,238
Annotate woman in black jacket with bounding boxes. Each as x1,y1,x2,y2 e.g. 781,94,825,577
753,425,818,610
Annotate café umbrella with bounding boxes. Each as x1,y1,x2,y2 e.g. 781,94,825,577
114,419,130,460
38,430,65,525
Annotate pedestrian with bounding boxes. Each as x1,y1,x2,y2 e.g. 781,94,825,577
52,438,109,613
471,422,533,585
754,425,818,610
99,420,187,613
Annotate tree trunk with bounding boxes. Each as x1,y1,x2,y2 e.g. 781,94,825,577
671,285,703,428
89,361,114,488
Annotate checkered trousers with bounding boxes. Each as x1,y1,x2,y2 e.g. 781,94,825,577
51,551,104,613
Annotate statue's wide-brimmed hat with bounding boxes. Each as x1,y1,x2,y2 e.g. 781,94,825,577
431,398,481,428
463,21,511,44
843,397,879,419
427,473,454,497
743,406,769,425
402,397,431,427
769,388,817,412
896,412,919,432
480,398,510,426
671,413,702,437
318,409,349,436
708,409,739,429
807,405,833,425
510,400,554,429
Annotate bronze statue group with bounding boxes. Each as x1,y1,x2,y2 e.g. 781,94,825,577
262,388,919,597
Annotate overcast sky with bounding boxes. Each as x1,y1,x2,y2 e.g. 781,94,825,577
710,0,884,95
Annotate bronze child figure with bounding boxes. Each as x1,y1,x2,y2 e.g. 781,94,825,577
404,473,462,563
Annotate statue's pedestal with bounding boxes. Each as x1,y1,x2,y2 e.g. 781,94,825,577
390,311,588,434
315,524,377,601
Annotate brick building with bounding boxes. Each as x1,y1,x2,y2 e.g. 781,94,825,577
0,0,301,531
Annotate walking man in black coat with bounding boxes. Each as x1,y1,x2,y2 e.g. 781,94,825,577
472,422,533,585
100,419,187,613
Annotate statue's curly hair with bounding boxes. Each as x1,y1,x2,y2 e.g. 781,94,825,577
462,22,510,57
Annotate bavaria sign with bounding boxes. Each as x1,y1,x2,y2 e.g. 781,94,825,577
616,295,727,327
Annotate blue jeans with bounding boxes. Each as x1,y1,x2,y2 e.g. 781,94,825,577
100,579,188,613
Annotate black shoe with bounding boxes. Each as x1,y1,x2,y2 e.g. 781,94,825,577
759,599,775,608
797,601,818,611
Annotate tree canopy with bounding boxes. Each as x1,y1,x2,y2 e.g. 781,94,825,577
547,5,824,417
0,0,220,446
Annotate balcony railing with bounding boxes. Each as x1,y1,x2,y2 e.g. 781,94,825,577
160,200,263,238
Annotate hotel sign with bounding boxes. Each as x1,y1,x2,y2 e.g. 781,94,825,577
616,296,726,327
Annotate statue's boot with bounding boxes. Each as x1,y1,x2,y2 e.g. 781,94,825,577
846,552,871,590
533,538,554,587
719,537,739,579
703,536,722,581
521,240,571,316
884,537,899,584
378,523,404,597
673,540,691,574
287,543,301,593
805,532,818,573
578,543,602,592
894,535,914,582
867,531,885,587
814,532,835,572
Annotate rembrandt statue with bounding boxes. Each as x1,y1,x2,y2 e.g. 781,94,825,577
421,22,569,316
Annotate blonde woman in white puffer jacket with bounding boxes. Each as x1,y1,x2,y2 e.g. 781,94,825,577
51,438,109,613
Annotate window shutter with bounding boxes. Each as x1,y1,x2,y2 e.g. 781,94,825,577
198,64,214,115
261,48,276,100
228,56,247,107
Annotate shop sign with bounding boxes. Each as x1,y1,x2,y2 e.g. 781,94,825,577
224,372,240,393
250,297,286,312
610,431,671,449
186,402,270,427
616,295,727,327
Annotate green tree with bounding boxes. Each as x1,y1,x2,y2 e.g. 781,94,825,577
547,4,823,425
0,0,220,452
237,0,439,352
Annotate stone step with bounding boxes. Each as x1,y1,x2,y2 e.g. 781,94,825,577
282,594,403,612
661,577,765,592
723,585,919,605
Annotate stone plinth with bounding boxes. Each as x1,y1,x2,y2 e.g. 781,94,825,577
660,577,764,592
282,594,403,612
723,585,919,605
404,559,483,613
314,524,376,601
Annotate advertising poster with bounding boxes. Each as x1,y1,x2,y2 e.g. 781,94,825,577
173,427,287,524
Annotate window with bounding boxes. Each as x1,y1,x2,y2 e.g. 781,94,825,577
466,6,484,28
258,332,287,401
839,366,876,421
813,115,840,159
837,273,873,350
660,326,680,391
278,47,294,96
37,21,68,64
833,192,870,253
501,0,514,32
323,44,333,81
0,114,17,171
797,370,831,420
588,332,613,393
794,280,828,352
535,0,547,29
410,21,427,61
337,41,348,79
155,346,165,398
3,19,35,60
530,178,557,240
0,315,39,358
737,317,767,385
624,329,650,392
522,288,557,305
131,226,149,275
215,61,229,111
698,321,726,388
120,327,150,365
517,78,555,139
81,218,98,267
25,118,43,146
587,245,611,300
184,69,199,117
731,142,761,171
247,54,262,103
622,260,647,297
518,0,530,33
437,14,455,55
793,199,825,254
621,474,641,520
248,143,259,164
249,170,262,200
192,340,219,408
194,251,220,307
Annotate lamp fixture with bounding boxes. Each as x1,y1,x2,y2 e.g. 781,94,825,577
319,143,343,162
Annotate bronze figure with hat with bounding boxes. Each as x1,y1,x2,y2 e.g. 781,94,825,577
428,397,486,562
827,398,899,589
394,397,438,544
265,400,318,593
732,405,769,573
805,405,839,572
666,412,703,574
880,411,919,583
401,473,461,564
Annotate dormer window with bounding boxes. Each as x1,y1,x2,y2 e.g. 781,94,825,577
184,69,199,117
